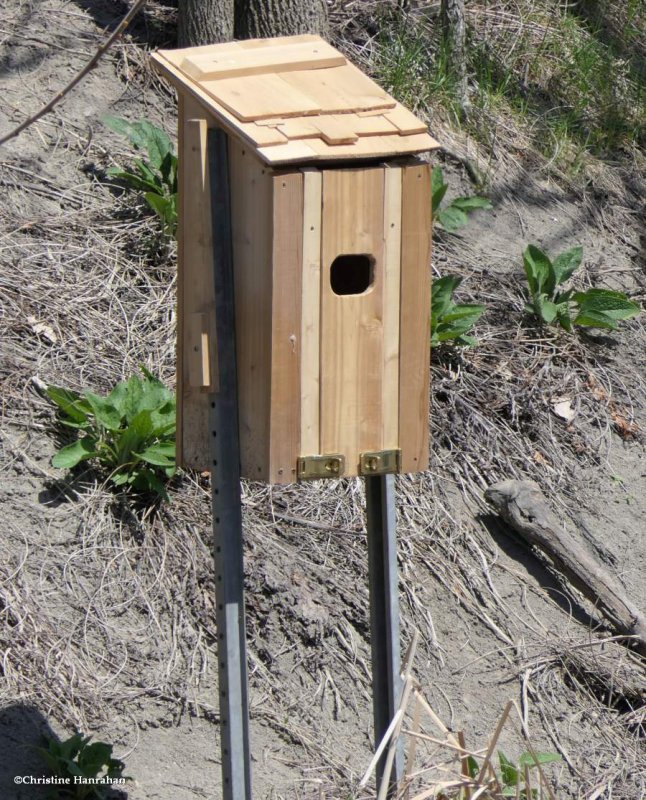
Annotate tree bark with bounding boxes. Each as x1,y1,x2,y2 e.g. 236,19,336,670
178,0,234,47
235,0,328,40
485,479,646,657
440,0,467,109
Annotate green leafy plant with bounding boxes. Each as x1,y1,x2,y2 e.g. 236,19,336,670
47,368,176,500
431,275,485,347
460,749,561,799
523,244,640,331
497,750,561,798
432,167,492,232
35,731,130,799
103,116,178,235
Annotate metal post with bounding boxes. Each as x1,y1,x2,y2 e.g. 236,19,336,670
365,473,402,795
208,127,252,800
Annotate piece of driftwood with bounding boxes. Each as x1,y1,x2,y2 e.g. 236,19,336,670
485,479,646,656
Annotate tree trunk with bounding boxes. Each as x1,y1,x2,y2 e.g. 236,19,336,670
235,0,328,40
440,0,467,110
178,0,234,47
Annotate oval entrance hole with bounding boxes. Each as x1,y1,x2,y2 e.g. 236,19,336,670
330,254,374,296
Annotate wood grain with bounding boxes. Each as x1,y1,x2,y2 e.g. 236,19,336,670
203,72,321,121
269,172,304,482
399,163,432,472
382,166,402,449
279,63,395,116
179,40,345,81
177,99,219,469
300,169,322,457
228,138,273,479
320,168,385,474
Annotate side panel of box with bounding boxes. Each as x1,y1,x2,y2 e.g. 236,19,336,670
177,94,220,469
229,140,274,479
399,163,432,472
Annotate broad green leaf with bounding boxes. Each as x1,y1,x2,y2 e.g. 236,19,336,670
136,441,176,467
115,409,154,463
159,151,178,189
150,403,176,436
432,276,462,321
111,471,131,486
431,166,448,211
133,120,174,171
77,741,113,773
536,295,558,324
498,751,519,786
523,244,551,295
552,245,583,286
145,193,174,226
455,333,478,346
466,755,479,779
133,158,162,189
102,115,146,148
437,206,469,231
106,379,132,417
451,196,492,211
440,304,485,323
85,392,123,431
46,386,92,425
118,375,144,423
519,751,562,767
136,469,170,500
52,438,98,469
556,304,573,332
137,380,174,413
573,310,618,330
574,289,640,320
106,168,160,195
435,314,483,340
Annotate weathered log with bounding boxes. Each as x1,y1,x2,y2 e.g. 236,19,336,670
485,479,646,657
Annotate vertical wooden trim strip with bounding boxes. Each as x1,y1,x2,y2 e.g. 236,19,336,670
176,93,186,466
399,164,432,473
269,171,304,483
178,98,219,469
228,140,273,480
382,166,402,449
300,168,322,457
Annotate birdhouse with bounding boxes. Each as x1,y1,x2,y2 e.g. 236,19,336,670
152,35,439,484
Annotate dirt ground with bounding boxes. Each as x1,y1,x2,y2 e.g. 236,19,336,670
1,2,645,799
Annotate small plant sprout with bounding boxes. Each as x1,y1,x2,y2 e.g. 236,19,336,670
47,367,176,500
522,244,640,332
432,166,492,232
35,731,130,799
103,116,178,235
431,275,485,347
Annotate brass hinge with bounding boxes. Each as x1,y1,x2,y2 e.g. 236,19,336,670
297,454,346,480
359,449,401,476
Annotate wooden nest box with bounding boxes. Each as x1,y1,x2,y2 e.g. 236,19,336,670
152,35,439,483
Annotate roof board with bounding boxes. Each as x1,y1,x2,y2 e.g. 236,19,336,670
151,35,439,165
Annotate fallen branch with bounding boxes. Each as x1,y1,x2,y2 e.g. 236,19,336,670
485,479,646,657
0,0,147,148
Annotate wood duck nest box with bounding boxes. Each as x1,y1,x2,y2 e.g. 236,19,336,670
152,35,440,483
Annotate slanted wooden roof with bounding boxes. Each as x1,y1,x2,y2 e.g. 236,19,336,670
151,35,439,165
